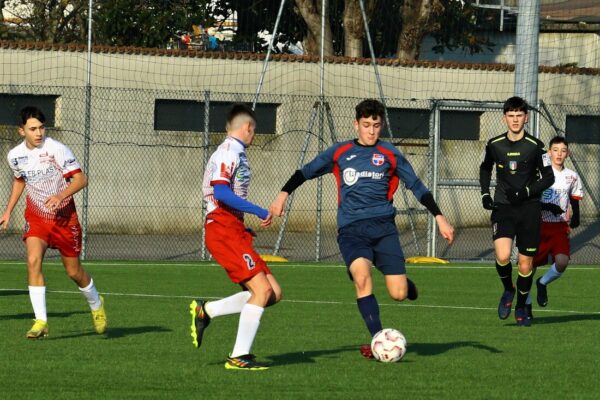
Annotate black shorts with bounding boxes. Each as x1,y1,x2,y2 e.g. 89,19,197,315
337,215,406,279
491,201,541,257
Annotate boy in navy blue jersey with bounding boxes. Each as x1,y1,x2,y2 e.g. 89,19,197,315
270,99,454,358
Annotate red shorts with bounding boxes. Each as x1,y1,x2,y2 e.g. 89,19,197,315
23,217,82,257
205,208,271,284
533,222,570,267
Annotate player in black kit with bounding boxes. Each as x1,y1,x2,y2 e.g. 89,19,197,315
479,96,554,327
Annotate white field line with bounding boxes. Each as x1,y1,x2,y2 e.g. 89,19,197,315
0,287,598,315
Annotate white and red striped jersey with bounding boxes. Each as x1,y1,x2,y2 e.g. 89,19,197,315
202,136,251,220
7,137,82,222
540,166,583,223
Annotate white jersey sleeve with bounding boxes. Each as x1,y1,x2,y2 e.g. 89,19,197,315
570,170,583,201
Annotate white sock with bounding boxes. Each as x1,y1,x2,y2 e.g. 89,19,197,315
79,278,102,310
230,303,264,358
540,264,562,286
29,286,47,322
205,291,251,318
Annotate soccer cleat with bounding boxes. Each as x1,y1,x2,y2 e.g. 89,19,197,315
225,354,269,370
407,279,418,301
190,299,211,349
360,344,374,359
536,278,548,307
91,296,107,334
525,303,534,320
497,289,515,320
26,319,48,339
515,307,531,327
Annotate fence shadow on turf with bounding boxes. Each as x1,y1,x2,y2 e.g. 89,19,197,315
525,313,600,325
408,341,502,356
0,310,87,321
46,325,172,340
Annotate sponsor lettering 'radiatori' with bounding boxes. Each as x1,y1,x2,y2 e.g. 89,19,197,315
343,168,384,186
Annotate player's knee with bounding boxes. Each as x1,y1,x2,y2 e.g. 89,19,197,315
26,254,43,271
268,286,282,306
388,287,408,302
496,256,511,265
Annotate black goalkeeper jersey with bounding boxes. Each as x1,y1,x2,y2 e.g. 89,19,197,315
479,131,554,205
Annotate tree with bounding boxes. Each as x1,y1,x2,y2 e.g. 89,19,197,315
342,0,375,58
2,0,88,43
93,0,214,48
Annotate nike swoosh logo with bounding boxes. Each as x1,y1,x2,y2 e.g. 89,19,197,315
346,155,357,160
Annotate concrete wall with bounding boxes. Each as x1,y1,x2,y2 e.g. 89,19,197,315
0,47,598,234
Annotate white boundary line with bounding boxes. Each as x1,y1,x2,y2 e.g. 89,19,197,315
1,287,598,315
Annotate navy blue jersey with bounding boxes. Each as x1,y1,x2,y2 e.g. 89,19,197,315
301,139,430,228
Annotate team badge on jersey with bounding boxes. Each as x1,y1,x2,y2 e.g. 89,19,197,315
372,154,384,166
542,153,551,167
509,161,517,171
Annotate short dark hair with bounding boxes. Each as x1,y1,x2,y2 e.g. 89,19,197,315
355,99,385,121
549,135,568,148
19,106,46,126
503,96,528,114
226,103,256,125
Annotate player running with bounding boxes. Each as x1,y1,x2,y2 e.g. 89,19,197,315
269,99,454,359
190,104,281,371
525,136,583,318
0,106,107,338
479,96,554,327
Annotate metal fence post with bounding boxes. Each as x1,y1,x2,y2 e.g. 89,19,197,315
200,91,210,260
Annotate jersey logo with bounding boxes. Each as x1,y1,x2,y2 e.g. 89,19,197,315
343,168,358,186
509,161,517,171
372,154,384,166
542,153,551,167
345,155,357,161
243,254,256,271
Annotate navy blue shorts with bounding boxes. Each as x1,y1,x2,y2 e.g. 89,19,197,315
337,215,406,279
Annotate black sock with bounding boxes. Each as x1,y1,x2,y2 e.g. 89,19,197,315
356,294,382,337
516,271,533,308
495,261,514,292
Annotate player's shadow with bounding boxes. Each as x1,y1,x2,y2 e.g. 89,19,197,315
264,345,358,366
408,341,502,356
0,310,87,321
47,325,172,340
0,289,28,297
522,313,600,325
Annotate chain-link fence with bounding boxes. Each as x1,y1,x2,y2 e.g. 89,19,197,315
0,87,598,263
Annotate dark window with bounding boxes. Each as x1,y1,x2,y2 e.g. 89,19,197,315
440,110,482,140
566,115,600,144
387,108,429,139
154,99,203,131
154,100,278,134
0,94,58,127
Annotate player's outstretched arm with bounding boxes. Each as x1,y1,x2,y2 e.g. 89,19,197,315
435,215,454,244
269,192,289,217
1,178,26,230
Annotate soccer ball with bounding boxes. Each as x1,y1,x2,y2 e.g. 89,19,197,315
371,328,407,362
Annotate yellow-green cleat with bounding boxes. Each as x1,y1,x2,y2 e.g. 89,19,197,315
190,299,211,349
92,296,107,334
26,319,48,339
225,354,269,371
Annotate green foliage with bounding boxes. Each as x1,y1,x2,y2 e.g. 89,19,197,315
431,0,496,55
93,0,214,48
